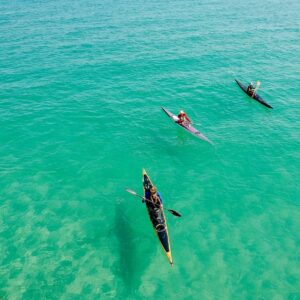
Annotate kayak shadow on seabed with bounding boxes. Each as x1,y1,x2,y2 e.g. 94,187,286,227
114,203,137,294
175,128,189,144
114,202,152,294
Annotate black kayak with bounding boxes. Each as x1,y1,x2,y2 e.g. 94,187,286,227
142,169,173,265
235,79,272,109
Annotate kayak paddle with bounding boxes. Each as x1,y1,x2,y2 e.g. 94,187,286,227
192,122,202,127
252,80,261,97
125,188,182,217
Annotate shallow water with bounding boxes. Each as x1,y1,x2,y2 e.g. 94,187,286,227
1,0,300,298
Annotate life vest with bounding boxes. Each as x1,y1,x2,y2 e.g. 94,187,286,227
178,113,187,122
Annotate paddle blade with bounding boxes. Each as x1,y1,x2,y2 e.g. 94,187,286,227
255,81,261,91
125,188,137,196
168,209,182,217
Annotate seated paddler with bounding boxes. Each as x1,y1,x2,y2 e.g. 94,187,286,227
247,82,255,95
177,110,192,125
145,186,163,206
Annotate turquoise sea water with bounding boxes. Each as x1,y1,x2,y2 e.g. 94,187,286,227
1,0,300,298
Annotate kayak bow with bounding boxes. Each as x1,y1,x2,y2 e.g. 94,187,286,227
235,79,272,109
142,168,173,265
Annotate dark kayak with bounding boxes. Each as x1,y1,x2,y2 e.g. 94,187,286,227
142,168,173,265
235,79,272,109
161,107,213,144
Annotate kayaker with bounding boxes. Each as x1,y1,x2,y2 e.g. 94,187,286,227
177,110,191,125
144,186,163,207
247,82,255,96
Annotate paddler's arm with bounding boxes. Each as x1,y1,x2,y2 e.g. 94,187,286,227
185,115,192,123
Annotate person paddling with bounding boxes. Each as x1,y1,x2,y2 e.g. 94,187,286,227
144,186,163,207
247,82,256,96
177,110,191,125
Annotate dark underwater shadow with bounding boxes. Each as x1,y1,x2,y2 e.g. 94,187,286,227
114,203,137,295
176,128,189,144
